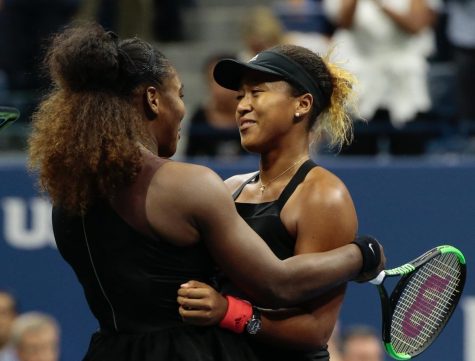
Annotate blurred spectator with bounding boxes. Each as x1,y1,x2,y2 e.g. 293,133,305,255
446,0,475,134
340,325,384,361
75,0,152,40
0,0,79,91
153,0,195,42
239,6,285,61
10,312,60,361
77,0,194,42
323,0,442,155
273,0,335,54
185,53,245,158
0,290,17,361
75,0,119,34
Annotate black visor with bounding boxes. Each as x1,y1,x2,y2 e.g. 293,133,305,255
213,50,324,110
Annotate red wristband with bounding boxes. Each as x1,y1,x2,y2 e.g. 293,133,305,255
219,295,253,334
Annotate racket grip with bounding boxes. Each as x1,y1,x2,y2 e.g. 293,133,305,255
369,271,385,285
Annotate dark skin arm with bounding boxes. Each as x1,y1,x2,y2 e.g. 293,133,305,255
377,0,437,34
334,0,359,28
178,168,358,349
148,161,383,308
333,0,437,34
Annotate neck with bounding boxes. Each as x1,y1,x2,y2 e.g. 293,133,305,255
259,149,309,184
139,139,158,156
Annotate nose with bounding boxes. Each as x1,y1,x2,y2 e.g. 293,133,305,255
236,95,252,117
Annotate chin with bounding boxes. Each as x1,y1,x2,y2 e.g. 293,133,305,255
241,142,260,154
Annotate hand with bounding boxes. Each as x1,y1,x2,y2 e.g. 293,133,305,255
354,242,386,283
177,280,228,326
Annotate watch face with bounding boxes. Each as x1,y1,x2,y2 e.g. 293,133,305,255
246,317,262,335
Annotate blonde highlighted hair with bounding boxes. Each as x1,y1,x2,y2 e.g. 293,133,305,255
316,53,358,149
269,44,358,150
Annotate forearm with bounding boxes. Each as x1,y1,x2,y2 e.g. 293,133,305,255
338,0,358,28
268,244,361,306
378,1,436,34
201,209,363,307
195,172,372,308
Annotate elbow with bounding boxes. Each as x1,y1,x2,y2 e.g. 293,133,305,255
337,19,353,29
335,12,355,29
405,24,424,35
405,15,437,34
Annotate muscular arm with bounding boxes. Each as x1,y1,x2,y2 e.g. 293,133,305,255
149,162,366,308
377,0,438,34
322,0,358,29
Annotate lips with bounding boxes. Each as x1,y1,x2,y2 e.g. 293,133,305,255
239,119,257,131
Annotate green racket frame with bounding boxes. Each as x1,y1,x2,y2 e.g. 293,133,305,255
372,245,466,360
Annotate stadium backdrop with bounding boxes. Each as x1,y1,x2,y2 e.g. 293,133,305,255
1,155,473,361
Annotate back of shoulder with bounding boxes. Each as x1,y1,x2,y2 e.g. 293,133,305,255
150,161,225,194
148,161,228,203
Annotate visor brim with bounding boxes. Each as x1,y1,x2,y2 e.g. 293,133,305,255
213,59,283,91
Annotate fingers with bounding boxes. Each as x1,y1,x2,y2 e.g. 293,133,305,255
178,306,213,326
180,280,210,289
177,286,215,299
177,295,213,310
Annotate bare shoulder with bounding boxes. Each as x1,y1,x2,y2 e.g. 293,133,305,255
287,166,357,251
298,166,353,207
151,160,227,196
224,171,258,193
144,160,235,246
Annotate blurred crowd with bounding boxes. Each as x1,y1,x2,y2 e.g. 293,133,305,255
0,288,387,361
0,0,474,156
0,290,60,361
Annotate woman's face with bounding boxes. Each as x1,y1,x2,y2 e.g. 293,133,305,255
152,70,185,157
235,72,299,153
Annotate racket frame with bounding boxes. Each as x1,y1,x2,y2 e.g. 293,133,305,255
0,106,20,130
373,245,466,360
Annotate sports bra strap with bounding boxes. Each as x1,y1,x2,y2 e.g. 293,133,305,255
232,172,259,200
232,160,317,206
275,159,317,209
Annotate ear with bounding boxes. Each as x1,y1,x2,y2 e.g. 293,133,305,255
143,86,159,121
295,93,313,119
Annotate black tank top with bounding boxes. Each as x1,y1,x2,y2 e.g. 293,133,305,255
53,201,263,361
232,160,317,260
231,160,330,361
53,201,216,334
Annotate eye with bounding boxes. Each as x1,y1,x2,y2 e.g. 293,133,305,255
251,88,262,96
236,93,244,101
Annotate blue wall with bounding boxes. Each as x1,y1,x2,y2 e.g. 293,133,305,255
1,155,473,361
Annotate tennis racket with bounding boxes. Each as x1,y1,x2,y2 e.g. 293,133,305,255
0,106,20,131
369,245,466,360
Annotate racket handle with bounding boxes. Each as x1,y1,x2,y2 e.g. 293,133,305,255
369,271,386,285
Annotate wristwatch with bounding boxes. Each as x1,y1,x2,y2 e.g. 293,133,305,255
246,306,262,335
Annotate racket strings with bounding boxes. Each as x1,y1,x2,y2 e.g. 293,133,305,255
389,253,462,355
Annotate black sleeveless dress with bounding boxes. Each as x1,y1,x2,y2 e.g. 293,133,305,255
52,201,260,361
228,160,330,361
